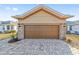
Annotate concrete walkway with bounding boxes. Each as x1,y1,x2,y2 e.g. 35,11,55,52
0,39,73,55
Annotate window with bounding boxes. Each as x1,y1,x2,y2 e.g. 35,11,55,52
70,26,72,30
11,26,14,30
3,26,5,30
7,25,10,30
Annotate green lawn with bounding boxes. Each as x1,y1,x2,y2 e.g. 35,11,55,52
0,33,15,40
66,34,79,49
74,35,79,40
66,34,79,41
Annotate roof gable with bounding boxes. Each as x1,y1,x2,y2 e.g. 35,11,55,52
12,5,73,19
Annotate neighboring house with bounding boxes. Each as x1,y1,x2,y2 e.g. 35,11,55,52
12,5,72,40
67,20,79,34
0,21,17,33
66,21,74,32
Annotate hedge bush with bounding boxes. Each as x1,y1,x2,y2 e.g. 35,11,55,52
4,30,16,33
66,31,71,34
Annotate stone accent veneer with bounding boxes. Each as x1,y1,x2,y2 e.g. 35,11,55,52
59,24,66,40
18,24,24,40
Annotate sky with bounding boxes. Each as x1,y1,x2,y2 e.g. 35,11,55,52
0,4,79,21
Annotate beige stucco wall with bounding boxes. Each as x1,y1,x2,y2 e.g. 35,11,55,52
18,10,65,24
18,10,66,40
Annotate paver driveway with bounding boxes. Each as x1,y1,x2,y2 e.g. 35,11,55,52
0,39,73,55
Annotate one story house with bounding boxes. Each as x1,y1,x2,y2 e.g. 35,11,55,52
0,21,17,33
67,20,79,34
12,5,72,40
66,21,74,32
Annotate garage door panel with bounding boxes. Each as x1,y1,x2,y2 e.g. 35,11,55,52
24,25,59,39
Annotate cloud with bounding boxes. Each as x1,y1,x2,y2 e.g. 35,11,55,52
5,7,18,11
5,7,11,10
12,8,18,11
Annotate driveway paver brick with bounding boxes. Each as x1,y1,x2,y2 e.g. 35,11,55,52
0,39,73,55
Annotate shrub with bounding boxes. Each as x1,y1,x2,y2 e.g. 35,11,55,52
8,33,19,43
0,31,2,33
66,39,72,43
4,30,16,33
66,31,71,34
11,34,16,39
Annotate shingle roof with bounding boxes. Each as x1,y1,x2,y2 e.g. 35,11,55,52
0,21,17,26
66,21,74,25
66,20,79,25
12,5,73,19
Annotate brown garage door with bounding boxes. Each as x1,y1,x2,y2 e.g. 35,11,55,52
24,25,59,39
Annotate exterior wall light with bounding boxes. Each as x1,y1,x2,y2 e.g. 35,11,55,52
18,24,21,27
63,23,66,27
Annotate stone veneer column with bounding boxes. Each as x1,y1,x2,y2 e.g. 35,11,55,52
59,24,66,40
18,24,24,40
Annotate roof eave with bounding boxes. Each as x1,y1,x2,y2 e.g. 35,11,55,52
63,15,74,19
12,15,74,19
